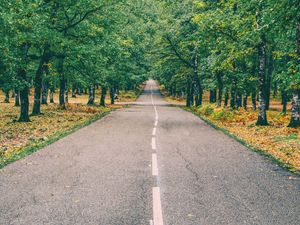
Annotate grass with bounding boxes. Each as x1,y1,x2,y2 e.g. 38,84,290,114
0,89,138,168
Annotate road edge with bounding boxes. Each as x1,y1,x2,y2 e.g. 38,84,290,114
0,110,113,169
183,107,300,176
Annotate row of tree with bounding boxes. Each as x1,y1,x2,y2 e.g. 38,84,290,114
150,0,299,127
0,0,150,122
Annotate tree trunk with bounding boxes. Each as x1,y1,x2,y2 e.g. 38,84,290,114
265,50,273,110
251,90,257,111
230,79,237,109
4,90,9,103
281,90,287,114
41,80,48,105
15,91,20,106
288,17,300,127
87,85,95,105
42,81,48,105
256,2,268,125
18,69,30,122
32,61,43,115
236,92,242,108
288,89,300,127
65,84,69,104
224,91,229,107
72,84,76,98
243,93,248,110
100,86,107,107
110,87,115,105
50,86,54,103
209,90,217,103
59,77,66,109
256,40,268,125
216,73,223,107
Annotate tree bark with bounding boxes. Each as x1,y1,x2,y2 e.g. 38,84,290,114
288,89,300,127
243,93,248,110
15,91,20,106
58,57,66,109
252,90,257,111
230,79,237,109
41,80,48,105
110,86,115,105
265,50,273,110
32,60,43,115
256,3,268,125
72,84,76,98
281,90,287,114
4,90,9,103
100,86,107,107
216,72,223,107
224,91,229,107
18,69,30,122
87,85,95,105
288,17,300,127
50,86,55,103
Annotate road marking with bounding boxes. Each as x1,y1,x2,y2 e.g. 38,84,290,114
154,120,158,127
153,187,164,225
152,153,158,176
152,127,157,136
150,220,153,225
152,137,156,150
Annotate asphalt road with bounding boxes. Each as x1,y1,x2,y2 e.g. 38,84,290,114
0,80,299,225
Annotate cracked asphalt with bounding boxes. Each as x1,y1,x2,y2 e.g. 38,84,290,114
0,80,299,225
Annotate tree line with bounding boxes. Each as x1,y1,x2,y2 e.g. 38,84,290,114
1,0,299,128
150,0,299,127
0,0,150,122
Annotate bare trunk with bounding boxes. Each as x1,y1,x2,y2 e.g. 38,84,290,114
50,86,55,103
100,86,107,107
4,90,9,103
110,87,115,105
41,80,48,105
256,4,268,125
281,90,287,114
288,90,300,127
256,40,268,125
224,91,229,107
216,73,223,107
87,85,95,105
18,69,30,122
32,61,43,115
15,91,20,106
288,17,300,127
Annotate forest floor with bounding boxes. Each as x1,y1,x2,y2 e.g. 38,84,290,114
0,89,140,168
161,88,300,174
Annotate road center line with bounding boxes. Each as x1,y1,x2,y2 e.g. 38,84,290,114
152,153,158,176
152,127,157,136
151,137,156,150
153,187,164,225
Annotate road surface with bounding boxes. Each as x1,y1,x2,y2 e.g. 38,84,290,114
0,80,299,225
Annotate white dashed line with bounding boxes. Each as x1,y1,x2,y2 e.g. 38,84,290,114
151,137,156,150
152,127,157,136
152,153,158,176
153,187,164,225
150,82,164,225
